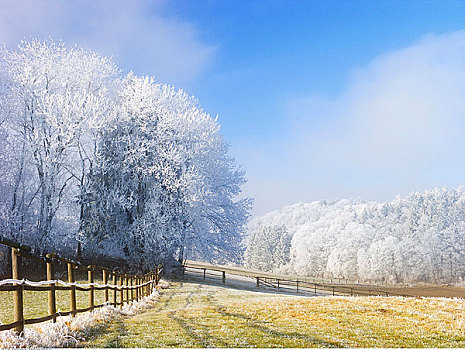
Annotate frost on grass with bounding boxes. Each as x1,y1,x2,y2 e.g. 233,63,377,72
0,280,169,348
84,281,465,348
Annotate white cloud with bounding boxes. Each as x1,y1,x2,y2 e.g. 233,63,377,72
308,31,465,170
0,0,216,86
245,30,465,216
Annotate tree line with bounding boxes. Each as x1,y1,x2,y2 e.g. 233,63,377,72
245,187,465,284
0,40,251,269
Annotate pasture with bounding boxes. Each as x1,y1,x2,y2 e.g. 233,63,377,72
82,279,465,348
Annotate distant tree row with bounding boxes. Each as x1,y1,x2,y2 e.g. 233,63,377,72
0,40,251,268
245,187,465,284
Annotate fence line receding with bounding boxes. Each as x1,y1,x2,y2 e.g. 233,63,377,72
182,262,417,298
0,235,163,333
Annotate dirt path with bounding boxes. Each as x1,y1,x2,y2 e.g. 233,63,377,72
82,279,465,348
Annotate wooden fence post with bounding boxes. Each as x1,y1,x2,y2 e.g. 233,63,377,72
46,254,57,322
125,275,129,304
142,274,147,297
137,276,140,300
12,247,24,333
155,268,158,286
134,275,137,300
143,275,146,297
103,269,108,304
222,271,226,284
256,277,259,288
88,266,94,311
135,276,139,301
144,275,147,296
68,262,77,316
296,280,299,292
112,273,117,307
119,274,123,307
130,276,134,302
137,276,140,299
203,268,206,280
142,275,145,297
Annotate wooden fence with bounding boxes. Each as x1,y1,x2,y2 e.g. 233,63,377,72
182,263,416,298
0,235,162,333
254,277,416,297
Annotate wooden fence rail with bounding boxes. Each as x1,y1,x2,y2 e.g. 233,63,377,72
0,236,163,333
182,263,416,298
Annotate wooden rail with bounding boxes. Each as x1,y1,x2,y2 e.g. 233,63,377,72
183,260,347,285
182,263,416,298
254,277,416,297
0,235,163,333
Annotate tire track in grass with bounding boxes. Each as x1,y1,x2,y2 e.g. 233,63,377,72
153,287,176,313
83,280,343,347
166,286,208,347
163,282,342,347
77,315,130,348
204,288,343,348
166,284,230,347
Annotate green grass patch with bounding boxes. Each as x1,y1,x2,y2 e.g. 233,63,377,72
0,278,117,325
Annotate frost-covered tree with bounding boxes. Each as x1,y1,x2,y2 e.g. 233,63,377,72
0,40,118,249
83,74,250,268
0,40,250,268
245,225,291,272
246,187,465,284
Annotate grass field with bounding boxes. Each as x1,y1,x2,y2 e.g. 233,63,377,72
82,280,465,348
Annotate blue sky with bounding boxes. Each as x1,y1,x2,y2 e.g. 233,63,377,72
2,0,465,216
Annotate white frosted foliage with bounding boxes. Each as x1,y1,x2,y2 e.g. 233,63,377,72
246,187,465,284
0,40,250,266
